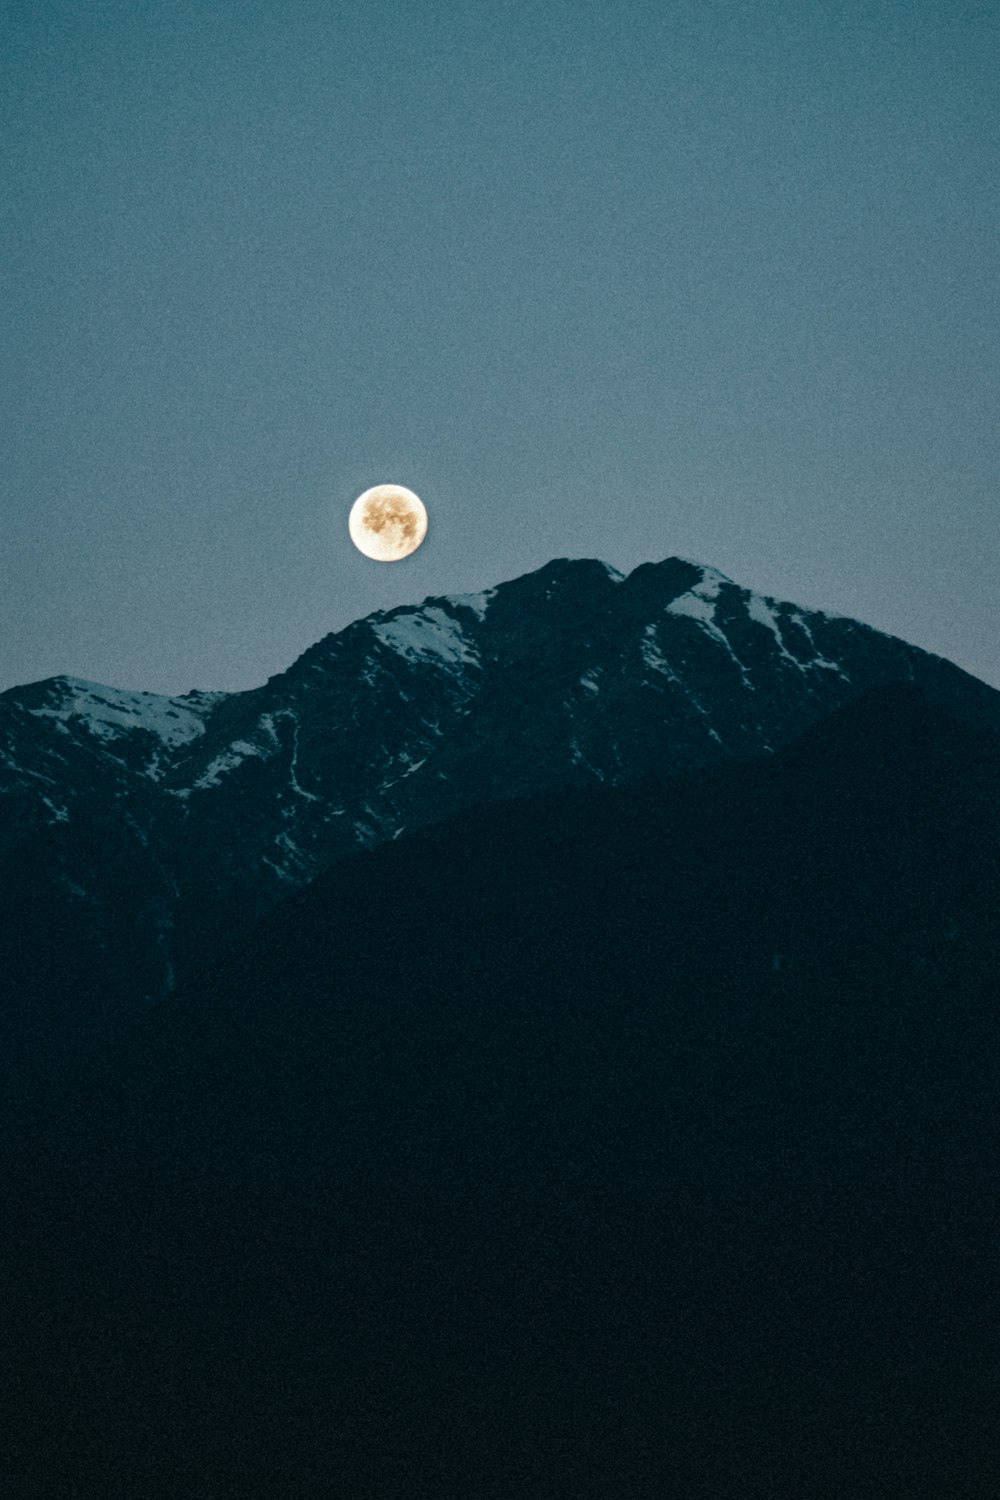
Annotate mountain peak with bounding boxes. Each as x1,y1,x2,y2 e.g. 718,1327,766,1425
490,555,626,601
4,551,999,1016
525,556,625,583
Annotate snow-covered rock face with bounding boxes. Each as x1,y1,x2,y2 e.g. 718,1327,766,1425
2,554,998,1012
657,567,852,693
21,677,224,782
443,587,497,621
27,678,220,749
371,606,480,671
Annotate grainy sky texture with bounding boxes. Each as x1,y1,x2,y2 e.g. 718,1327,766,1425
3,0,998,694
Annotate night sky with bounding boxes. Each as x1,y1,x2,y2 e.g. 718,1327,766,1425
3,0,997,696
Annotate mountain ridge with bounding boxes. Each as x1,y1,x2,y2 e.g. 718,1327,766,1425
2,554,998,1023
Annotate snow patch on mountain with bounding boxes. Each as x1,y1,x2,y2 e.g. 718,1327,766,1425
666,575,754,689
569,736,606,780
789,613,851,680
379,753,428,793
195,740,267,789
640,626,722,741
446,588,497,621
674,562,731,596
667,592,719,628
28,678,222,751
641,624,678,680
263,828,314,884
746,593,803,668
283,713,320,802
372,608,479,669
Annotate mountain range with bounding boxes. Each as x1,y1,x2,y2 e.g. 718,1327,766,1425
2,554,998,1035
3,555,1000,1497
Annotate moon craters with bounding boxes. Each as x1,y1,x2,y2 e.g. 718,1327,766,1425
349,485,428,562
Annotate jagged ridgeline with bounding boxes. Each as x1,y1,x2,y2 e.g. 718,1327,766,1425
2,555,998,1034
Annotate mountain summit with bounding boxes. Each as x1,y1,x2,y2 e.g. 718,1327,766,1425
2,555,998,1020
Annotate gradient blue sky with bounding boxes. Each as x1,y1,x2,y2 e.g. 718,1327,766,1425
3,0,997,694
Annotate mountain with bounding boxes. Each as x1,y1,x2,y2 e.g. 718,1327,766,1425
8,682,1000,1498
2,555,999,1034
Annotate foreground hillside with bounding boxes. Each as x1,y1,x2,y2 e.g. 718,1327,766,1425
7,684,999,1498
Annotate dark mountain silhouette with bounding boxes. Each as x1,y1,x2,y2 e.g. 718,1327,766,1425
6,680,999,1498
2,555,999,1039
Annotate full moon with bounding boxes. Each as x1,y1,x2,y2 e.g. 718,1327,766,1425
348,484,428,562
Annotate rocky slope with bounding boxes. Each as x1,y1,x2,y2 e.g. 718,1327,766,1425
9,683,1000,1498
2,555,998,1019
